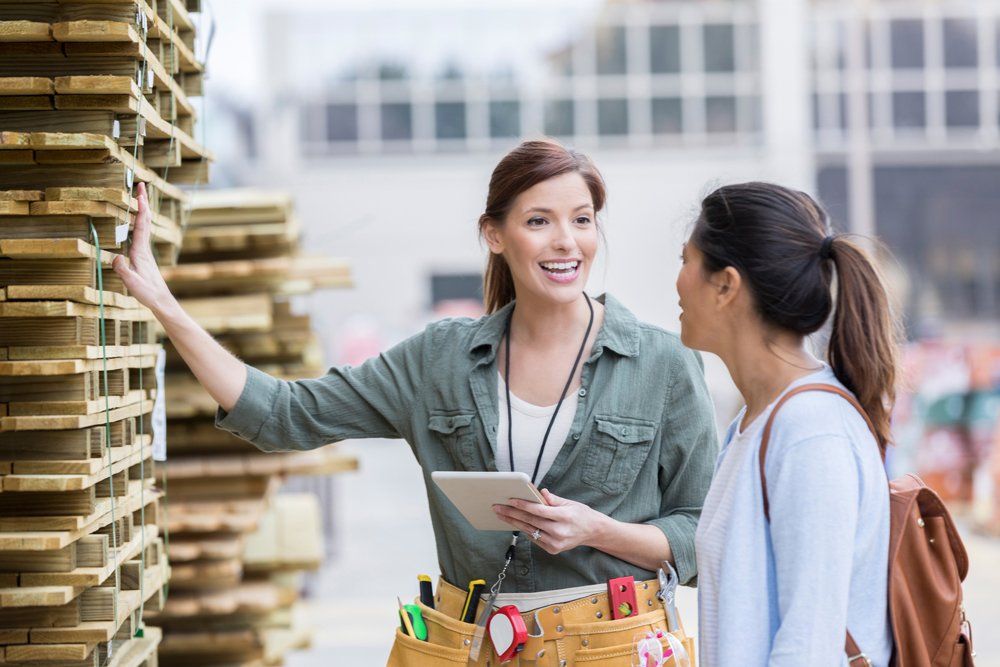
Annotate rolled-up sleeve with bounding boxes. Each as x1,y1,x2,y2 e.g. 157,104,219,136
644,347,719,585
216,329,425,452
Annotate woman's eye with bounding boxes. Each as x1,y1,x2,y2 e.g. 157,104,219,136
527,217,546,227
575,216,591,225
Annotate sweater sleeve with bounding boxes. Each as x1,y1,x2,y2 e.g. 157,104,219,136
766,433,859,666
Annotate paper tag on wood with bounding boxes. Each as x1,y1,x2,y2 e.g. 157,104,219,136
115,223,130,244
112,119,121,139
126,169,134,189
147,69,154,90
152,349,167,462
139,117,147,137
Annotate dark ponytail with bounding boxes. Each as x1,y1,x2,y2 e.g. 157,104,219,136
692,182,900,451
826,237,900,452
479,139,606,314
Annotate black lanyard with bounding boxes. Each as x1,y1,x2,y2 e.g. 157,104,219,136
502,293,595,486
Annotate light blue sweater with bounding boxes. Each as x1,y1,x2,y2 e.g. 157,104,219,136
695,367,892,666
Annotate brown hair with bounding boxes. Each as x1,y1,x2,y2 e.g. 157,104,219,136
479,139,607,314
692,182,901,452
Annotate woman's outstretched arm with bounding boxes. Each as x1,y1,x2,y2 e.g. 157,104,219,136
112,182,246,412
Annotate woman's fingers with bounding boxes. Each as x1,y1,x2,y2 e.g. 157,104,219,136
131,182,152,251
493,503,556,532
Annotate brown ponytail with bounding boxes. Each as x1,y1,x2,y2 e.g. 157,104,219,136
479,139,606,314
693,182,901,453
482,230,516,315
826,237,901,452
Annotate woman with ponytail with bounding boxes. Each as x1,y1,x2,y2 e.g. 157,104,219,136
117,139,718,664
678,182,900,666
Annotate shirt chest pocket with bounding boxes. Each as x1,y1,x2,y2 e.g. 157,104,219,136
427,412,478,469
582,416,657,494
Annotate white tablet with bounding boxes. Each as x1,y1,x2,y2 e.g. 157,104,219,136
431,471,546,531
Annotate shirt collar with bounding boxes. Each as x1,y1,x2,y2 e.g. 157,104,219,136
468,293,640,363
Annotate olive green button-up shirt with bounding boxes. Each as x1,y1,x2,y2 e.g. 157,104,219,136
216,294,718,590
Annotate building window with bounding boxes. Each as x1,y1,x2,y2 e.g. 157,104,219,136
650,25,681,74
892,91,926,129
431,273,482,307
704,24,736,73
651,97,683,134
890,19,924,69
381,102,412,141
489,100,520,139
943,18,978,69
596,25,628,75
706,96,737,133
945,90,979,128
326,103,358,142
598,98,629,135
544,99,574,137
435,102,466,140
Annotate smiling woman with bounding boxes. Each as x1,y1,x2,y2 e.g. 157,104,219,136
115,138,718,666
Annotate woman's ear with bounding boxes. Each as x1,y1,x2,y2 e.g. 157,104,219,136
482,218,505,254
715,266,742,308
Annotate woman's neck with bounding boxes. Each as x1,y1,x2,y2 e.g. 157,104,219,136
509,292,592,349
719,327,822,424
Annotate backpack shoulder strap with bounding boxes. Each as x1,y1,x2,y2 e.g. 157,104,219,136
758,383,877,520
756,382,879,667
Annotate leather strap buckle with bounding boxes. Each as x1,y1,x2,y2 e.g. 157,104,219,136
847,653,872,667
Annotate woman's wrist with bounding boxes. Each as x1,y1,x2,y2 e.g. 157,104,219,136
585,510,618,552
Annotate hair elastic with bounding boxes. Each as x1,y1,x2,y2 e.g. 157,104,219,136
819,235,836,260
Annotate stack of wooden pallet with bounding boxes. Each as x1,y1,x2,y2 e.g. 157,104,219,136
149,189,355,666
0,1,206,665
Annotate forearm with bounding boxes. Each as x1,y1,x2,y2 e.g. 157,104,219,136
155,298,246,412
588,516,673,573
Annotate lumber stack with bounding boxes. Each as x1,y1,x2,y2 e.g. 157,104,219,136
0,1,206,666
149,190,356,666
0,0,211,266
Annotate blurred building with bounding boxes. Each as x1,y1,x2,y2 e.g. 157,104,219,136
214,0,999,367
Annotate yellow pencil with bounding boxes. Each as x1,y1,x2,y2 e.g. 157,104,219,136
397,596,417,637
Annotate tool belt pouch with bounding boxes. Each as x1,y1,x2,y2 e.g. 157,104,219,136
386,577,696,667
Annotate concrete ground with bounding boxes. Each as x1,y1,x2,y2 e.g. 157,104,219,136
286,438,999,666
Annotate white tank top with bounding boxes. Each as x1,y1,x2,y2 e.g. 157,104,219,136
494,373,577,485
494,374,585,610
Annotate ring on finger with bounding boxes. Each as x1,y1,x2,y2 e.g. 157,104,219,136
531,528,542,540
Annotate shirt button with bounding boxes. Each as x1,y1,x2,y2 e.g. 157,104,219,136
519,566,530,576
578,388,587,397
572,433,580,441
621,427,630,437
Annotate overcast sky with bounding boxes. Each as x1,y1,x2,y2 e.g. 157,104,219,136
199,0,601,99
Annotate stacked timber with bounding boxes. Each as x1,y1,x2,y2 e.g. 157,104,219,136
0,1,206,665
149,189,356,666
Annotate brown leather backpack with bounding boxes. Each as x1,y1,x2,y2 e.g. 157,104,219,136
759,383,975,667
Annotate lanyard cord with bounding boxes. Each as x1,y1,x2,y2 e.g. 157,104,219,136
503,293,594,486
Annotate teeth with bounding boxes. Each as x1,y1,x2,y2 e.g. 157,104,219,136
541,261,580,271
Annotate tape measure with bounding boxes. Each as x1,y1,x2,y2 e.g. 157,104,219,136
488,605,527,662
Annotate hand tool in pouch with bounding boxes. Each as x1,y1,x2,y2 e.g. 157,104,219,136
654,561,692,667
397,597,427,641
418,574,435,609
461,579,486,623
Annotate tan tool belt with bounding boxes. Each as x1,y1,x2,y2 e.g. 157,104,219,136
386,577,696,666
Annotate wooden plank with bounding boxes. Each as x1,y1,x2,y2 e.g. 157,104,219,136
0,77,53,95
52,21,139,44
0,191,43,202
46,187,136,212
54,75,138,97
3,642,91,661
0,21,51,43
